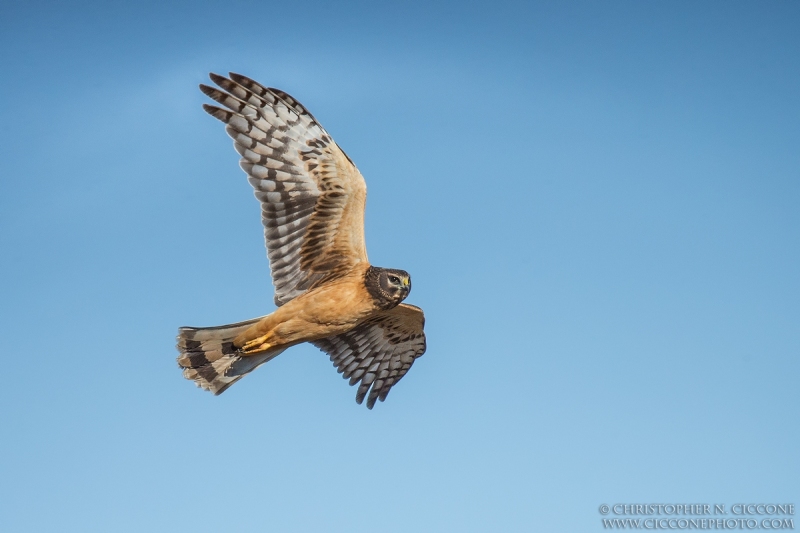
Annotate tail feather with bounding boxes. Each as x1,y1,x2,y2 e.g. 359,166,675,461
176,316,287,395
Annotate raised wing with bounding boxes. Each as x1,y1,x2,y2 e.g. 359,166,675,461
312,304,426,409
201,73,368,305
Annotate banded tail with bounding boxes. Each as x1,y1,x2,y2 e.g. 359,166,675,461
176,316,287,394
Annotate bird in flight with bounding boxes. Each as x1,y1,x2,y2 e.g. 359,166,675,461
177,73,426,409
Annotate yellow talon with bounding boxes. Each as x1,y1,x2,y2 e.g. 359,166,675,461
241,335,273,354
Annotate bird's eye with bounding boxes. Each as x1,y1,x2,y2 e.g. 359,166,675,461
389,276,400,284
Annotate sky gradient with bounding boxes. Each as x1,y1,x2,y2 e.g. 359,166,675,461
1,1,798,531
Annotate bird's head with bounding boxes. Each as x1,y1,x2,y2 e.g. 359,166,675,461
366,266,411,309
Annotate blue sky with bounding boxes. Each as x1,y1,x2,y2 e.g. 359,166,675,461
1,1,798,531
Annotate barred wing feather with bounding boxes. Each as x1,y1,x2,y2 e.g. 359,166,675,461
200,73,368,305
312,304,427,409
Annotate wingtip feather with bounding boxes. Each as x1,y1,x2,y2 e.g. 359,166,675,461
202,103,230,122
209,72,229,86
199,84,217,98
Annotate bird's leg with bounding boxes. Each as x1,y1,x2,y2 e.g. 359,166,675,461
239,334,274,354
234,317,278,355
233,311,302,355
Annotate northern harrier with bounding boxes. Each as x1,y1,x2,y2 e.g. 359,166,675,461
177,73,426,409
